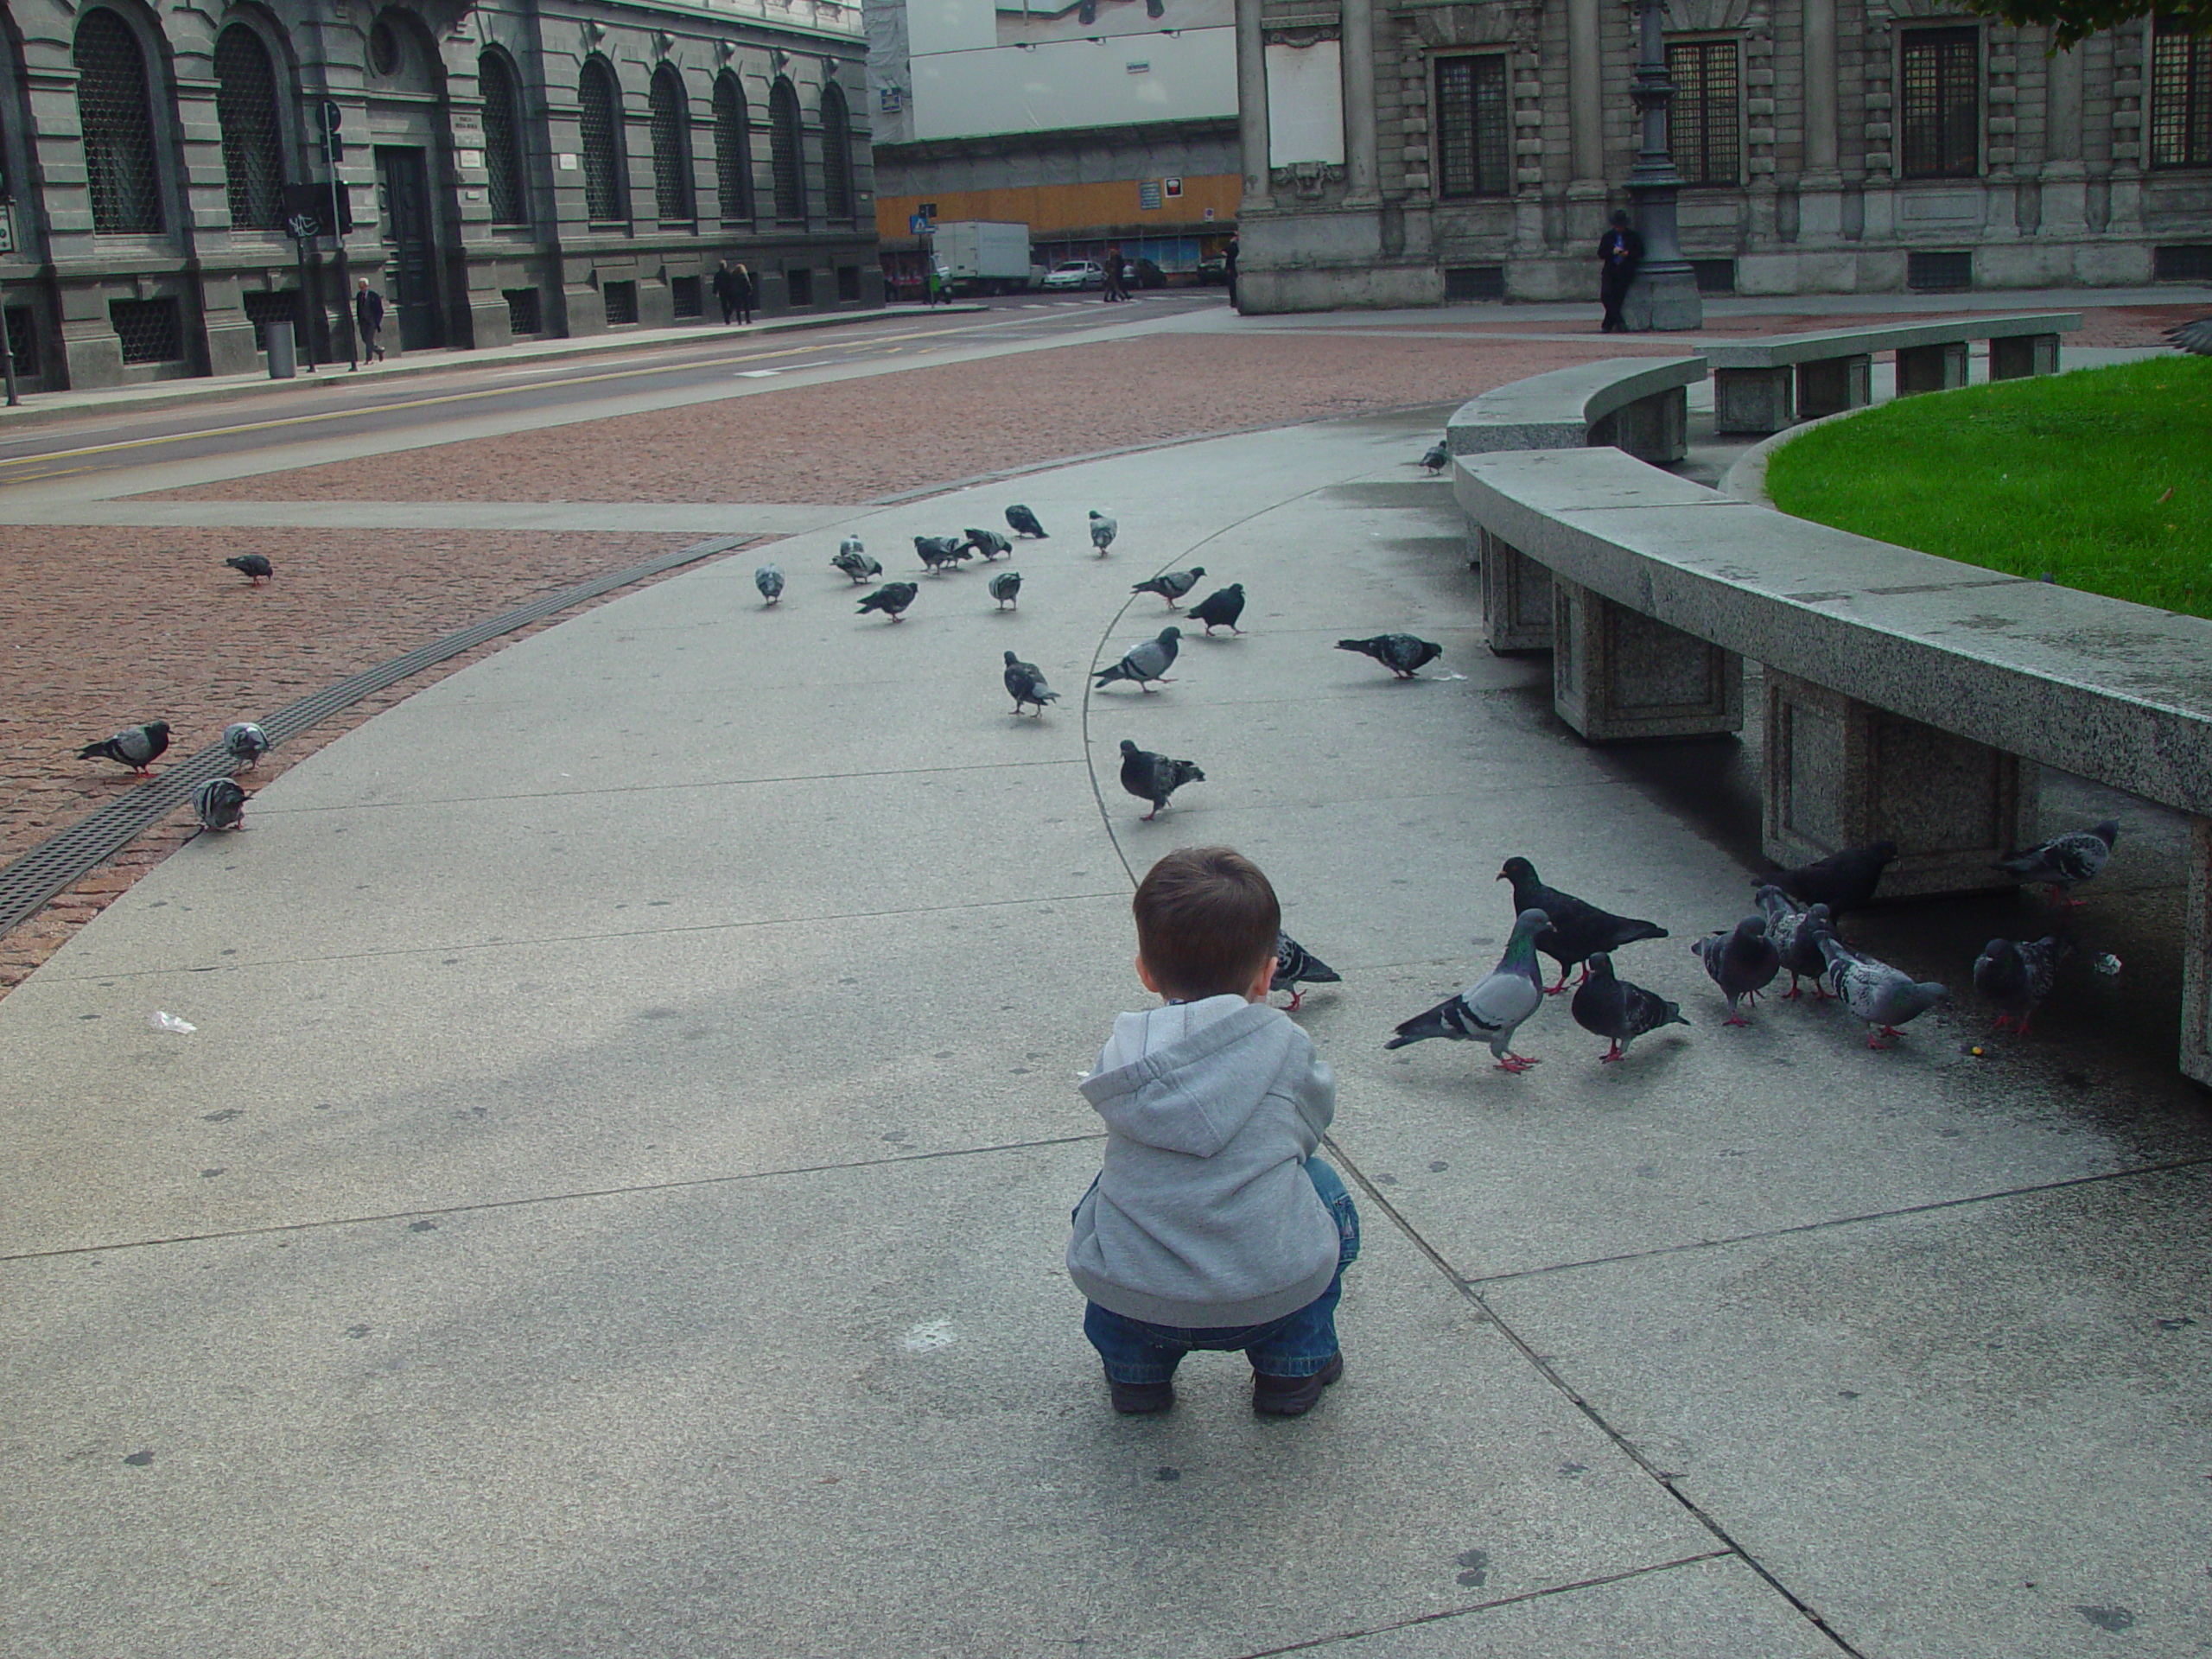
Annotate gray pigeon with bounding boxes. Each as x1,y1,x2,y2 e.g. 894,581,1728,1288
1003,652,1058,715
988,569,1022,609
831,542,880,584
1383,909,1549,1073
1820,931,1945,1049
1693,916,1782,1026
1187,584,1246,635
1132,566,1205,607
1337,634,1443,678
1007,504,1047,538
915,535,973,574
1754,886,1834,1000
2166,316,2212,356
857,582,918,621
963,528,1012,561
1118,740,1203,821
79,721,169,774
223,721,270,770
193,777,248,832
1763,840,1897,914
1570,951,1688,1063
1274,931,1341,1013
1095,626,1180,691
754,563,785,604
1421,441,1449,474
225,553,272,584
1089,511,1117,554
1993,819,2118,906
1974,936,2068,1037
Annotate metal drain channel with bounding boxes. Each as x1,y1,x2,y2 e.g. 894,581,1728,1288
0,532,748,944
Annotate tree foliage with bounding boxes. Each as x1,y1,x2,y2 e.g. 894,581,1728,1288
1958,0,2211,48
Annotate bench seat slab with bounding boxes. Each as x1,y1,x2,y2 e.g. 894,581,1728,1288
1480,530,1555,655
1764,669,2037,899
1554,575,1744,741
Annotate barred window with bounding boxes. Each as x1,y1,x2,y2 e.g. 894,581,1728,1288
648,64,693,221
820,79,854,220
579,58,625,221
1667,39,1740,186
75,9,164,233
480,51,527,224
1433,55,1509,199
713,74,753,221
1900,26,1980,179
769,78,804,222
214,25,285,230
2151,21,2212,168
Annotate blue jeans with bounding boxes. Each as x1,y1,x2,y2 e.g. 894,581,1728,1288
1082,1157,1360,1382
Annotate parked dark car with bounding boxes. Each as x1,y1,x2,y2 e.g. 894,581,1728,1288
1129,257,1166,290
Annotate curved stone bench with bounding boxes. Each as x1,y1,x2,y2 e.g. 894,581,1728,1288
1453,442,2212,1085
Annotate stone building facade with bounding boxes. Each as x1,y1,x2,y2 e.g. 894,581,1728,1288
1232,0,2212,311
0,0,880,391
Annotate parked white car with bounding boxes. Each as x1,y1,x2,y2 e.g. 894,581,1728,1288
1043,260,1105,290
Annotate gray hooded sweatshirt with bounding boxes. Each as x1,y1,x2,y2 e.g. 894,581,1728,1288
1068,995,1340,1329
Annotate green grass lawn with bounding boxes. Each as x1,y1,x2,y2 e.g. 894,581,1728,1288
1763,355,2212,617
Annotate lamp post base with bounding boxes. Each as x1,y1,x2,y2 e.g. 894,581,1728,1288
1622,264,1703,331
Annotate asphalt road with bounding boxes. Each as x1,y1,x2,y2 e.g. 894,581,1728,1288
0,291,1223,488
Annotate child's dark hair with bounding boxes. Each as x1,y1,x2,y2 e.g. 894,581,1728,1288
1133,847,1281,1000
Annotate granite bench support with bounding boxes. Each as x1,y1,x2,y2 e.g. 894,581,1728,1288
1990,334,2062,379
1796,354,1872,420
2186,819,2212,1083
1553,574,1744,741
1895,340,1969,396
1478,527,1553,655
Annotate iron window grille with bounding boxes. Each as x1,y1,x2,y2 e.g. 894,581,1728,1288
1907,249,1973,291
602,279,638,324
671,273,702,317
1667,39,1742,186
820,80,854,221
480,53,528,224
836,264,861,302
2151,22,2212,168
504,286,542,334
1433,55,1509,199
214,25,286,230
579,60,626,222
111,296,181,363
5,306,39,377
785,265,812,307
241,289,299,350
769,79,805,222
75,9,164,233
649,66,693,222
714,75,753,221
1900,26,1980,179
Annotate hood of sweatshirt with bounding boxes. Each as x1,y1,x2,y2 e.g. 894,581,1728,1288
1078,996,1303,1159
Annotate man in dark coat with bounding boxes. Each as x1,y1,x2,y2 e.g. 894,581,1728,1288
1597,210,1643,334
1224,233,1239,309
1103,245,1128,303
354,277,385,362
713,260,739,325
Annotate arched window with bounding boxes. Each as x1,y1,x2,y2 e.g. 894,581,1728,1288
819,79,853,221
578,57,624,221
479,50,527,225
213,24,284,231
75,8,163,233
768,78,804,223
647,63,691,222
712,73,751,222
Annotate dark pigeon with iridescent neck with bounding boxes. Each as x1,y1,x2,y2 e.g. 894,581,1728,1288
1498,856,1668,994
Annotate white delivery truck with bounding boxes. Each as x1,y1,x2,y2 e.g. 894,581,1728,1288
932,221,1044,296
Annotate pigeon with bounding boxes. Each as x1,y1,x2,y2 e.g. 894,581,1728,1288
963,528,1013,561
831,543,880,584
1187,583,1246,635
193,777,248,832
78,721,169,775
1693,916,1782,1026
1003,652,1058,715
1118,740,1203,821
1095,626,1180,691
1421,440,1449,474
1754,886,1834,1000
856,582,918,622
1383,909,1549,1073
1273,931,1341,1013
1993,819,2118,906
1570,952,1689,1063
2165,316,2212,356
1006,504,1047,539
1131,566,1205,607
754,563,785,605
1820,931,1945,1049
224,553,272,585
915,535,973,574
1763,841,1897,915
1497,856,1668,994
1974,936,2069,1037
988,569,1022,609
1089,511,1117,555
1337,634,1443,678
223,721,270,770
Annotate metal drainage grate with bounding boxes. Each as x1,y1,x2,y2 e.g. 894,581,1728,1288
0,533,748,945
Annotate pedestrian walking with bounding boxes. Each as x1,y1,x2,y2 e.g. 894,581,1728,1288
924,261,943,307
1103,245,1128,303
1597,210,1643,334
713,260,739,326
1224,233,1239,310
733,262,754,324
354,277,385,363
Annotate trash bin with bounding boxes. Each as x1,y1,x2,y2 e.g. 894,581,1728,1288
265,319,296,379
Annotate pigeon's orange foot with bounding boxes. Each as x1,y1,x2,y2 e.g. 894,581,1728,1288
1724,1013,1751,1027
1599,1042,1624,1064
1496,1053,1540,1073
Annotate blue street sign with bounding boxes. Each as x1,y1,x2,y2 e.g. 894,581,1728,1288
909,213,932,235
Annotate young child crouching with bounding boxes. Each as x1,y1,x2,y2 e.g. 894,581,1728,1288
1067,847,1359,1416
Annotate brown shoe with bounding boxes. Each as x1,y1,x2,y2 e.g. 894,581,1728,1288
1253,1353,1343,1416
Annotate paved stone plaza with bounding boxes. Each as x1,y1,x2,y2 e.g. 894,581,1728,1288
3,294,2210,1656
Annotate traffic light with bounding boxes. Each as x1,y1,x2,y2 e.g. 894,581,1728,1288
320,100,343,162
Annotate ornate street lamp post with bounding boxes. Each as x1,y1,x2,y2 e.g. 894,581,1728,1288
1622,0,1702,331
